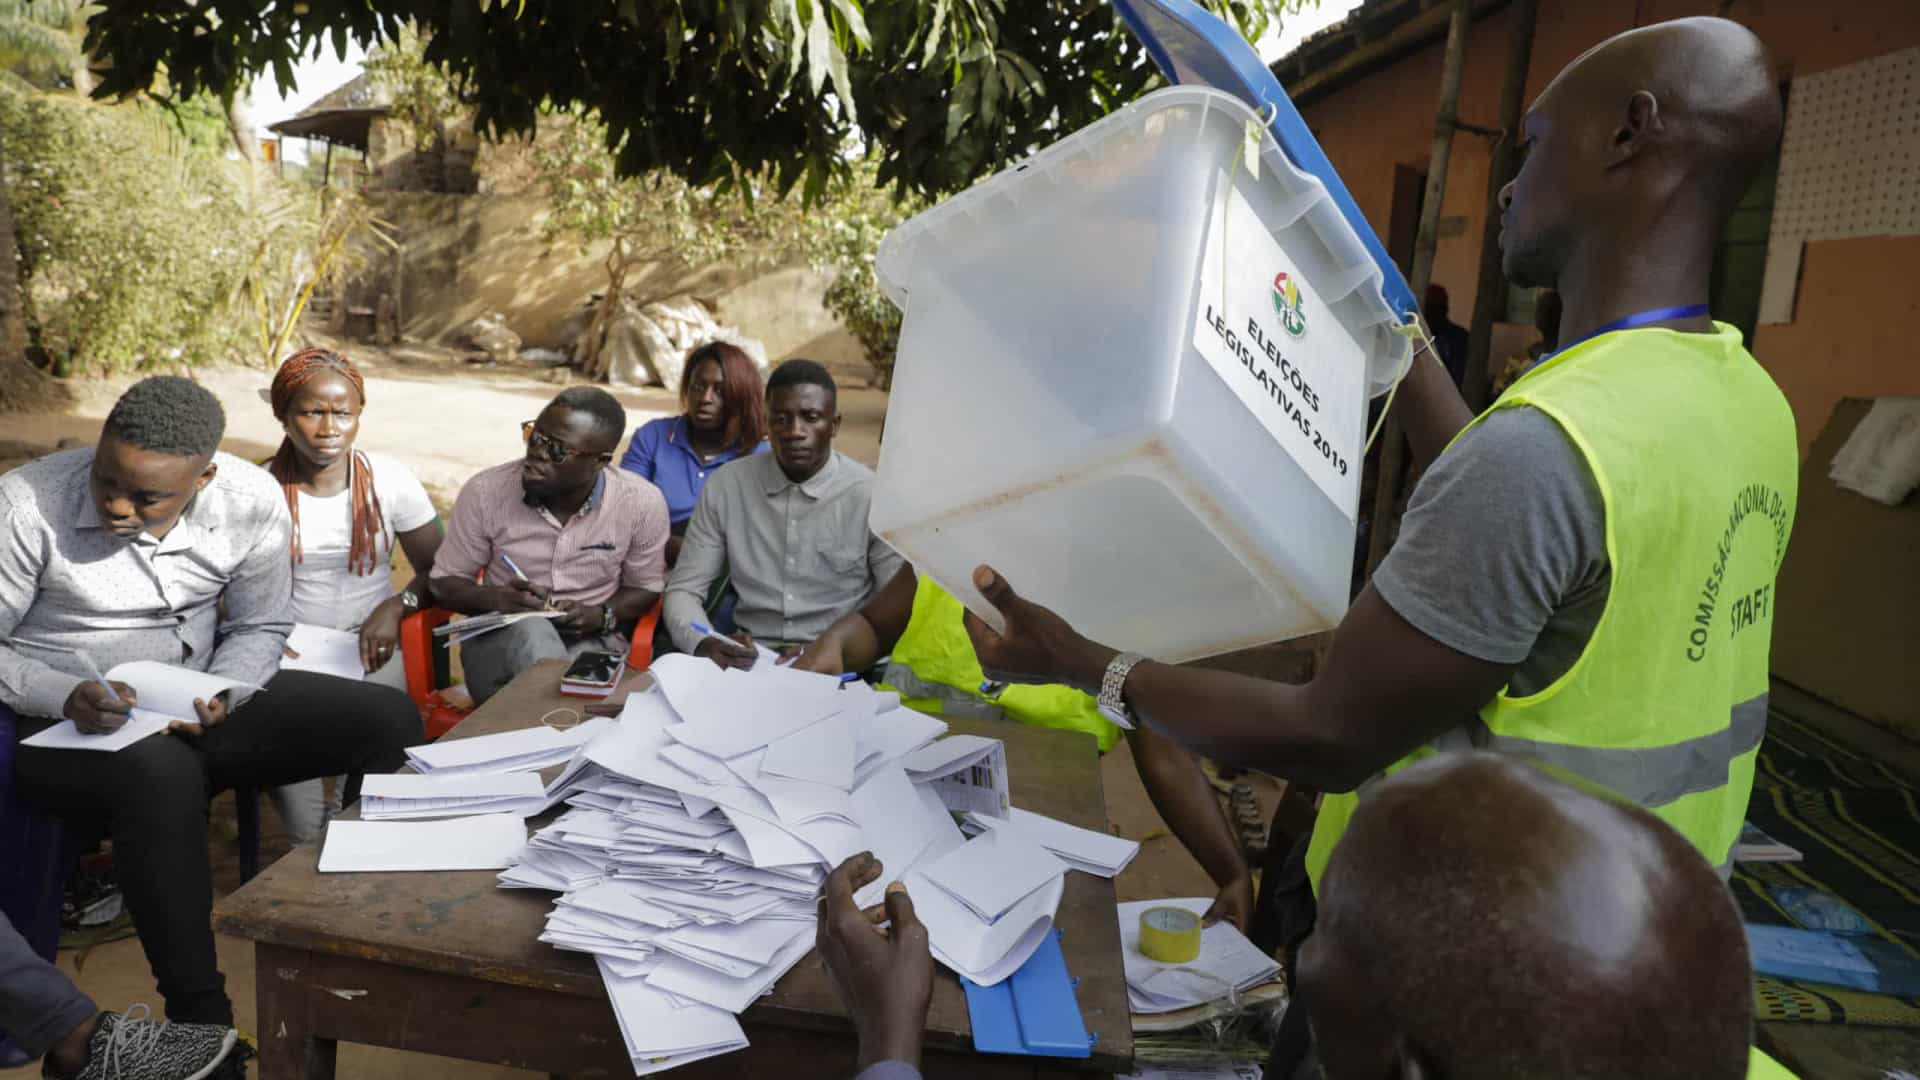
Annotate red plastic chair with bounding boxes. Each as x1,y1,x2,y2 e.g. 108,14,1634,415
400,599,662,739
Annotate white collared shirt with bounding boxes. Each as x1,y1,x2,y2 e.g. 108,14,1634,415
0,448,293,718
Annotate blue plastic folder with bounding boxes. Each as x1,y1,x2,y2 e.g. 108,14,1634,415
1109,0,1420,325
961,930,1095,1058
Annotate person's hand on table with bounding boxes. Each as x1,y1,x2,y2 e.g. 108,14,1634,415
492,578,549,614
171,691,230,737
1204,873,1255,933
787,638,845,676
695,631,759,671
360,597,404,673
63,681,137,735
962,565,1115,694
818,852,933,1073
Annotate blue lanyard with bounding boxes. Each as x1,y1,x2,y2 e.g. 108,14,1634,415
1531,303,1710,368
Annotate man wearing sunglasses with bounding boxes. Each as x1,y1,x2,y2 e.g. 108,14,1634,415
432,387,669,704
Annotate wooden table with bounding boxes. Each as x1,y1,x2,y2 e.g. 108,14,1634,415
216,659,1133,1079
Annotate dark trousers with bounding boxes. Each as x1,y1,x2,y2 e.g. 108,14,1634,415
1257,830,1321,1080
12,670,420,1025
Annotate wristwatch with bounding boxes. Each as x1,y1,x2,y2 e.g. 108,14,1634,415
1096,652,1147,729
399,588,421,613
601,603,617,634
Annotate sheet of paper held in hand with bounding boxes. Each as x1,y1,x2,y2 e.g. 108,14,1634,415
19,660,260,753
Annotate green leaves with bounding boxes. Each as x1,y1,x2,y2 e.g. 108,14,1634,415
80,1,1302,198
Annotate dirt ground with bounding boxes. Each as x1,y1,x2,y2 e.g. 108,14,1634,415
0,344,1282,1079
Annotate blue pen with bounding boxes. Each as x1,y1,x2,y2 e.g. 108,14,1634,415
838,673,860,685
499,552,530,581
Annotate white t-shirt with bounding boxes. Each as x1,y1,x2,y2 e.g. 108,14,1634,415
289,450,438,631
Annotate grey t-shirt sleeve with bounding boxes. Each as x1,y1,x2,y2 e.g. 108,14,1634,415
1372,406,1609,667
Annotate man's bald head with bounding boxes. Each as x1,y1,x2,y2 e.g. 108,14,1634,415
1500,16,1782,289
1299,753,1752,1080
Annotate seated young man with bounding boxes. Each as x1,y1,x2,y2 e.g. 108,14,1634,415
432,387,669,704
0,376,420,1027
666,359,903,668
796,567,1253,927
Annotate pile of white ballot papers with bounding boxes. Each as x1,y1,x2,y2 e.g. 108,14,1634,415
499,654,1075,1074
1119,898,1281,1014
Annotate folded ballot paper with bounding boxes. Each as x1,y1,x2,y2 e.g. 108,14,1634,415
1119,898,1281,1014
494,655,1071,1071
902,733,1011,819
359,772,548,819
966,806,1142,877
404,717,609,776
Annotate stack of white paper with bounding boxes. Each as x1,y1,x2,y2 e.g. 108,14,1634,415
405,718,609,776
318,814,529,872
359,773,548,819
492,661,1068,1072
1118,898,1281,1014
966,806,1142,877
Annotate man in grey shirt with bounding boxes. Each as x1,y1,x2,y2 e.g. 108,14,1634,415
666,360,902,667
0,377,419,1027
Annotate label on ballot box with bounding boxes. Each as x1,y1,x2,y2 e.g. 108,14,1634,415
1192,172,1367,519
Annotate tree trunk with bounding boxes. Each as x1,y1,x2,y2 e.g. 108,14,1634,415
227,95,258,163
1364,0,1473,579
1462,0,1539,413
0,124,33,399
581,238,630,381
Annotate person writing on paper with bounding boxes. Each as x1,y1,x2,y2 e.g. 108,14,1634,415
619,341,769,566
797,568,1255,929
1304,752,1796,1080
432,387,670,704
666,359,902,668
953,16,1797,1067
262,346,444,843
0,376,419,1027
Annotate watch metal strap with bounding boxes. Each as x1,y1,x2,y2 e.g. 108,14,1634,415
1099,652,1148,715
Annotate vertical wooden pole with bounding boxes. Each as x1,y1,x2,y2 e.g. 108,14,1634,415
1364,0,1474,578
1462,0,1541,412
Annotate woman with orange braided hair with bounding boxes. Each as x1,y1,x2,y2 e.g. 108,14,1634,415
263,347,443,842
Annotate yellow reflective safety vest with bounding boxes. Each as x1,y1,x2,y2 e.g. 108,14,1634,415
880,576,1121,753
1749,1047,1799,1079
1307,324,1798,890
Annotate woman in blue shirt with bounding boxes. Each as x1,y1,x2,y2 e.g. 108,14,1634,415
620,341,769,564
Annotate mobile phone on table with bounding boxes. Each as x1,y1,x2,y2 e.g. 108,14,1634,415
559,650,623,698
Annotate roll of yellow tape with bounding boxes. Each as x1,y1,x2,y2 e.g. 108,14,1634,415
1138,905,1203,963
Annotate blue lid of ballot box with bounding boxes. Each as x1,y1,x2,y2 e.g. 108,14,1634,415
1111,0,1420,325
962,929,1095,1058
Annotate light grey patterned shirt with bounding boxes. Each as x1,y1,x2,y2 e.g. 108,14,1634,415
665,450,903,652
0,448,294,719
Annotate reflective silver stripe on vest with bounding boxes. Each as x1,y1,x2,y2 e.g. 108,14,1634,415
882,661,1007,723
1353,693,1769,812
1445,693,1770,809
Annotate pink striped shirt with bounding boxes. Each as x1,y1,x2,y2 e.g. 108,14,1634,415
435,460,669,605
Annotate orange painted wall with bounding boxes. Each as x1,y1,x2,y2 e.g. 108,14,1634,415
1295,0,1920,443
1754,236,1920,453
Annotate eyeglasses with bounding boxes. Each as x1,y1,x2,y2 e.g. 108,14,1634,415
521,420,608,464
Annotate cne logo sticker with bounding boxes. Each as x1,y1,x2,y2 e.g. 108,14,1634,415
1272,271,1307,338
